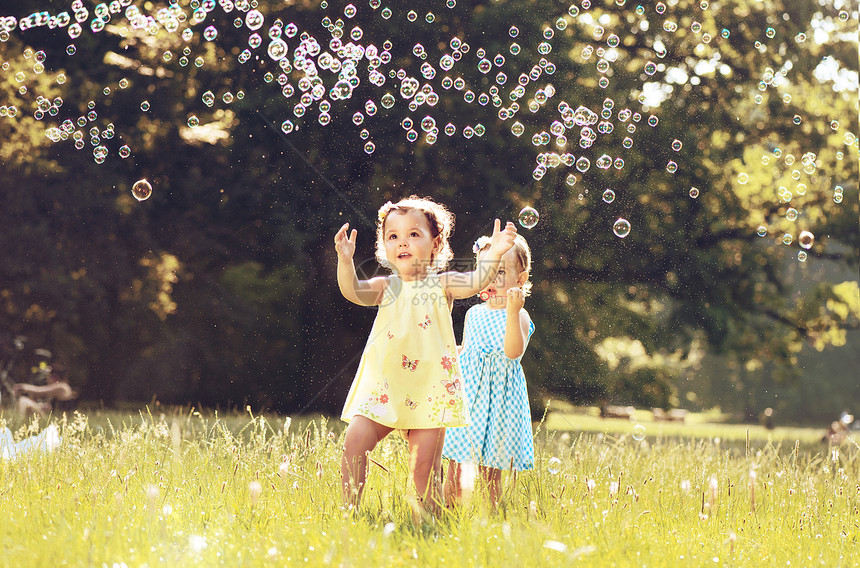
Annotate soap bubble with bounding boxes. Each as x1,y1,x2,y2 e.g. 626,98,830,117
246,10,264,31
602,189,615,203
547,456,562,474
632,424,646,441
518,207,539,229
798,231,814,249
131,179,152,201
613,218,631,238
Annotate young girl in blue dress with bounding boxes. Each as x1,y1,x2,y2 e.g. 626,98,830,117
443,233,534,507
334,196,518,513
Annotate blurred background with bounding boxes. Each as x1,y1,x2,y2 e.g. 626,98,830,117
0,0,857,425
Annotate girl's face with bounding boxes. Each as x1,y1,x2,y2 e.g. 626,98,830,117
383,209,440,280
480,248,526,309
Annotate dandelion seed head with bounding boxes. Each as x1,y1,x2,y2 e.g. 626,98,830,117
459,462,476,492
249,480,263,505
188,535,207,553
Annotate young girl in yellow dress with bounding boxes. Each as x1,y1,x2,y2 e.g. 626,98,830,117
334,195,517,511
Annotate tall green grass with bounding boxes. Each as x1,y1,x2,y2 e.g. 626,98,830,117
0,408,856,567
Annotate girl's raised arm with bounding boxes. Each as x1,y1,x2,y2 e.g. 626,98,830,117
335,223,387,306
440,219,517,300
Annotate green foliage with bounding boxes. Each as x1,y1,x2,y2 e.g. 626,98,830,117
0,0,857,420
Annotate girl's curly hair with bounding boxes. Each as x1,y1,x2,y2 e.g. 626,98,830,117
375,195,455,273
473,234,533,297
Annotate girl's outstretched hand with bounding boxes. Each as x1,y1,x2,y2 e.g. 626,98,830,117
334,223,357,260
506,287,525,313
489,218,518,256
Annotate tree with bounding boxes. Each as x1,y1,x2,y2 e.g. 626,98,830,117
0,0,857,420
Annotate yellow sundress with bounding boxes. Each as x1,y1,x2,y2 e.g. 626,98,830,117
341,273,469,429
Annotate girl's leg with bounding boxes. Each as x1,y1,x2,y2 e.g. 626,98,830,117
341,416,393,506
478,466,503,509
444,460,462,506
406,427,446,513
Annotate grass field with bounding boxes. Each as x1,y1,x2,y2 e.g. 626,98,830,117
0,407,857,567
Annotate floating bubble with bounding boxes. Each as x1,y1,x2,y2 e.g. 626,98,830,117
797,251,808,262
204,25,217,41
613,218,631,238
671,139,682,151
575,157,590,173
132,179,152,201
602,189,615,203
689,187,700,198
782,233,793,245
632,424,646,441
738,173,749,184
119,145,131,158
666,161,678,173
547,456,562,474
268,38,288,60
785,208,798,222
756,225,767,237
281,120,294,134
246,9,264,31
187,116,199,127
140,101,150,111
518,206,539,229
798,231,814,249
364,141,375,154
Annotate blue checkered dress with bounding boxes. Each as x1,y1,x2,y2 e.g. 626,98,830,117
443,303,535,471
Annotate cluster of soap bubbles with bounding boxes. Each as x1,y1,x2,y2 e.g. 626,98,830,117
0,0,855,247
1,0,674,235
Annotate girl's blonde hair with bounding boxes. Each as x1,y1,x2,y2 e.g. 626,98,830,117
375,195,455,272
473,233,533,296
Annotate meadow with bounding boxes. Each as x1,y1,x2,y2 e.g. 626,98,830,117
0,407,856,567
